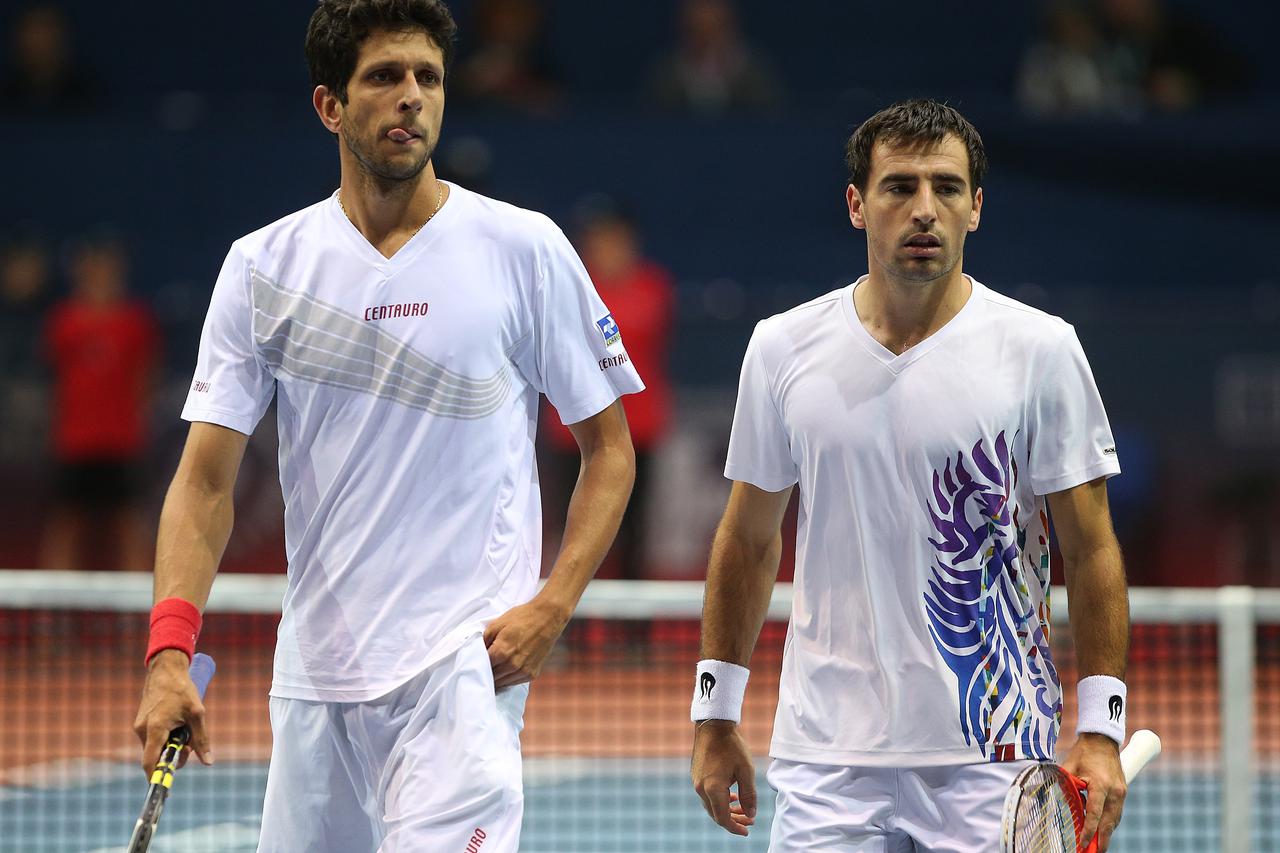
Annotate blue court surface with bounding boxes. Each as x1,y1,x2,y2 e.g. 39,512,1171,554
0,758,1273,852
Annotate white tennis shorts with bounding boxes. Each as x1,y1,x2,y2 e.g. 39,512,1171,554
767,757,1036,852
256,634,528,853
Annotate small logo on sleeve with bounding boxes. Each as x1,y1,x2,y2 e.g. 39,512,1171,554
1108,695,1124,722
596,313,622,348
699,672,716,701
1103,447,1117,456
192,381,211,394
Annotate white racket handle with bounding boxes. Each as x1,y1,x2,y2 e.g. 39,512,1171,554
1120,729,1162,783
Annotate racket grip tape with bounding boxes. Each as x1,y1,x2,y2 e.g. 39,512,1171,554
1120,729,1161,783
189,653,216,700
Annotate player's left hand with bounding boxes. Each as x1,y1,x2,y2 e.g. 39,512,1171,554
484,598,571,688
1062,732,1128,851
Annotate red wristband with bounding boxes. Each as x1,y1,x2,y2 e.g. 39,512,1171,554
145,598,202,666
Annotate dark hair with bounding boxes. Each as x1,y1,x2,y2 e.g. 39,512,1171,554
305,0,458,104
845,99,987,195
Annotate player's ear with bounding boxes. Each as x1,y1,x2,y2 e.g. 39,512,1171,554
968,187,982,232
847,185,867,231
313,85,342,134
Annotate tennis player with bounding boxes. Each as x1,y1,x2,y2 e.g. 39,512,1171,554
132,2,641,850
690,100,1131,852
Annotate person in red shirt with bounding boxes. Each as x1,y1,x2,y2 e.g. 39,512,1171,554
541,199,674,625
41,233,158,570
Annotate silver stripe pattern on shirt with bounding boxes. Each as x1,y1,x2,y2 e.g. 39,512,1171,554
251,271,511,419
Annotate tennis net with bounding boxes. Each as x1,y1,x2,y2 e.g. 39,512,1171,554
0,572,1276,853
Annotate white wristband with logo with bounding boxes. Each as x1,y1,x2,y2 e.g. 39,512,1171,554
1076,675,1127,746
691,659,750,724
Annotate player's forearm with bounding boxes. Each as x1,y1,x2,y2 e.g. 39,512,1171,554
152,472,236,610
700,521,782,666
536,440,636,619
1064,540,1129,679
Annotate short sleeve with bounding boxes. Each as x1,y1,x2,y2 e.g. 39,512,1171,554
180,245,275,436
520,223,644,426
1026,326,1120,495
723,324,798,491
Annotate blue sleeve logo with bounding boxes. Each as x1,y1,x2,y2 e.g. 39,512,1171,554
596,313,622,348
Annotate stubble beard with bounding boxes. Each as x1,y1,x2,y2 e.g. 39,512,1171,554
891,254,960,284
874,235,962,285
342,124,436,190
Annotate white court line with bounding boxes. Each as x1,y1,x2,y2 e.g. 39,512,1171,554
2,757,134,790
81,821,260,853
523,756,696,785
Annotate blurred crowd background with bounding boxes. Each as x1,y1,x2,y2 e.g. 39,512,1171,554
2,0,1277,588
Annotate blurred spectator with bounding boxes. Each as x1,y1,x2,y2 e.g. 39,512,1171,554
1017,2,1135,116
541,197,675,607
0,4,94,116
1096,0,1250,112
0,231,54,499
647,0,781,115
452,0,562,113
41,232,159,571
0,231,52,382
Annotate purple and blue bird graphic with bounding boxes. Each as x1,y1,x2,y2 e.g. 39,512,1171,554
922,431,1060,761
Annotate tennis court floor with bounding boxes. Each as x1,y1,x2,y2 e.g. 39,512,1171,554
0,758,1266,852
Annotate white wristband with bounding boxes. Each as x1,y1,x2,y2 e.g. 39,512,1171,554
1076,675,1127,746
691,659,750,723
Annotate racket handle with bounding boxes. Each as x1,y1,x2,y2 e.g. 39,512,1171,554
189,653,217,700
1120,729,1162,784
167,653,217,748
1080,730,1162,853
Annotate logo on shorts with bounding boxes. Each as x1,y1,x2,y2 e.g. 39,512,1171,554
464,827,487,852
699,672,716,701
596,313,622,348
1109,695,1124,722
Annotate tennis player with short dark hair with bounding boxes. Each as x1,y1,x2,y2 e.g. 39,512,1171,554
690,100,1132,851
132,1,641,850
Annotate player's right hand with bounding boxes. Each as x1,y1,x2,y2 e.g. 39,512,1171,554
132,649,212,777
691,720,757,836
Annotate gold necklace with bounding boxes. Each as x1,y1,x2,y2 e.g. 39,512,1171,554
338,181,444,240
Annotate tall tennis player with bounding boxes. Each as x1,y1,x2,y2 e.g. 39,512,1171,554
689,100,1132,852
131,2,642,850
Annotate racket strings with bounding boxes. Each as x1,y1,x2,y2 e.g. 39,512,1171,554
1006,766,1086,852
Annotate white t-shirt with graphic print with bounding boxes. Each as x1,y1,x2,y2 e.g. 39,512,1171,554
183,182,644,701
724,276,1119,767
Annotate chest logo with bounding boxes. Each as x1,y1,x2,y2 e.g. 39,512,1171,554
364,301,429,322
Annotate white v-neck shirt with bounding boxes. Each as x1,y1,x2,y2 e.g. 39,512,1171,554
183,183,644,701
725,276,1119,766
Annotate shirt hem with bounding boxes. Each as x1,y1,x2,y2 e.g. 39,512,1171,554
554,381,644,427
181,406,259,437
268,622,484,702
769,739,1032,768
1032,458,1121,496
723,464,798,493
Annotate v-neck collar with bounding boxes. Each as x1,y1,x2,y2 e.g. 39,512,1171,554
841,274,983,374
328,180,460,271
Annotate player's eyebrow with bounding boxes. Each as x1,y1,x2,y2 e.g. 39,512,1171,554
879,172,968,186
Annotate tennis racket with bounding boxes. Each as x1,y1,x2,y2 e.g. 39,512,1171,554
999,729,1162,853
126,652,217,853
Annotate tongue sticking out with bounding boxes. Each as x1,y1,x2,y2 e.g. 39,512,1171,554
388,128,415,143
